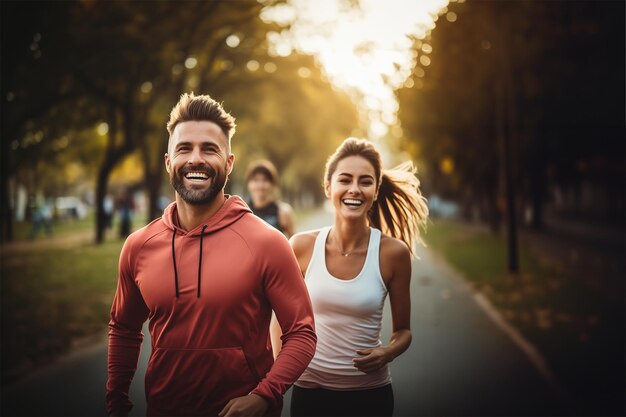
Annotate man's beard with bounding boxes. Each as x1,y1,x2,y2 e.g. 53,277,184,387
170,164,228,205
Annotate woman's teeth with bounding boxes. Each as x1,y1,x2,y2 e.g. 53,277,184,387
343,198,363,207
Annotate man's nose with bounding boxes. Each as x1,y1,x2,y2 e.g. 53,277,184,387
187,147,203,164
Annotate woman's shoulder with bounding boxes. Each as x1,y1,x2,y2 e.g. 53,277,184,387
379,233,411,262
289,229,321,252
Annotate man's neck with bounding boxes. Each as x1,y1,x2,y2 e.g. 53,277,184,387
175,191,227,231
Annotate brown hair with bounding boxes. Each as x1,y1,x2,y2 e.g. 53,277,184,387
245,159,279,185
324,137,429,254
166,92,236,148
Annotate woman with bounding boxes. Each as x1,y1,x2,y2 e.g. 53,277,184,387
272,138,428,417
246,159,295,238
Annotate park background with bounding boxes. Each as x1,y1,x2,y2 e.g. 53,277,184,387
1,0,624,416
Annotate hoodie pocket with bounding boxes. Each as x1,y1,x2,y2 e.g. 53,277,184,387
145,346,259,415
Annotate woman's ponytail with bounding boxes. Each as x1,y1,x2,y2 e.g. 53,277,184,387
368,161,428,254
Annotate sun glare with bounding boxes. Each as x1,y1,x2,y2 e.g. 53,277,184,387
262,0,449,139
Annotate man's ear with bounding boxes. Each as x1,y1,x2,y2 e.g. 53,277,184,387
164,153,171,174
226,153,235,176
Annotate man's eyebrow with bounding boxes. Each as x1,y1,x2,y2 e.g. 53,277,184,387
174,141,192,149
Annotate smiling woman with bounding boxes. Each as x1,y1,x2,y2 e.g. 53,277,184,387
271,137,428,417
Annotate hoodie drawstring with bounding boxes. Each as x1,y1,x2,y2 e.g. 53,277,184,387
172,228,179,298
197,225,208,298
172,225,208,298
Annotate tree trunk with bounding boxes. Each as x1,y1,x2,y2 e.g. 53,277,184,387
1,114,14,242
1,145,13,242
95,105,134,244
95,161,112,244
530,164,545,230
494,8,519,273
146,170,162,221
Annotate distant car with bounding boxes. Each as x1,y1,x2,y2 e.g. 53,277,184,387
55,196,87,219
428,195,459,219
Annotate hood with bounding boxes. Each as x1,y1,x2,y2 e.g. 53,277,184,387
162,195,252,236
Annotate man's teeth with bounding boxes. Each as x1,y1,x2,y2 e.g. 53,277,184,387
185,172,209,181
343,199,363,206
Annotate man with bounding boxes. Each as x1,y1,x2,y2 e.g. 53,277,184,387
245,160,295,238
106,93,316,417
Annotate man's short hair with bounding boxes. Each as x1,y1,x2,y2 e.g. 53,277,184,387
166,93,236,149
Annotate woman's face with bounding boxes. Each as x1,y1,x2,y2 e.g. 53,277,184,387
247,173,274,204
326,155,378,220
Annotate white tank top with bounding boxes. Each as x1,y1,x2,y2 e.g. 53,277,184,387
296,226,392,390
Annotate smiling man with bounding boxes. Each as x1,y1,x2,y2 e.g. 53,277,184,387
106,93,316,417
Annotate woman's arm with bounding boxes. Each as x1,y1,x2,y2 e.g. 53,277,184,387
353,238,412,373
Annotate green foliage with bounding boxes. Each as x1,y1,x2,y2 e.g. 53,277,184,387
2,0,359,226
397,0,624,219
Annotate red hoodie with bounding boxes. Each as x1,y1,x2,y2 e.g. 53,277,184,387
106,196,316,416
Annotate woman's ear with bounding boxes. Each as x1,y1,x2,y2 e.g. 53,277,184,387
324,180,331,199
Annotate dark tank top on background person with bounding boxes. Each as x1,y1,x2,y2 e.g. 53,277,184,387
249,200,284,234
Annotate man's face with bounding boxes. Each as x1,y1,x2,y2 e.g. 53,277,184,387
164,121,234,206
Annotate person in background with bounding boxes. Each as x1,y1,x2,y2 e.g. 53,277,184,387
272,137,429,417
116,187,135,238
245,160,295,238
103,194,114,230
29,198,53,239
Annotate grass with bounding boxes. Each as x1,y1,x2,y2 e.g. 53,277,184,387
424,218,625,414
13,213,96,241
1,238,123,382
12,210,150,242
1,211,150,384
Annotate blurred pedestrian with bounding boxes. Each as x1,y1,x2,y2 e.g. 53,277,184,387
116,187,135,238
29,198,53,239
272,137,429,417
106,93,316,417
245,159,295,238
103,194,114,230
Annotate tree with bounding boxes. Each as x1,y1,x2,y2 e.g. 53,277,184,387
397,0,624,229
2,0,359,244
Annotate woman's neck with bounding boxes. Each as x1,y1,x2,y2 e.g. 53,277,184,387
331,215,370,253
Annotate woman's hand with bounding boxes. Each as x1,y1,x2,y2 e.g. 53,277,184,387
352,347,393,374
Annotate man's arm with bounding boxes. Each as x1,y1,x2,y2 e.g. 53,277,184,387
251,234,316,409
106,238,150,417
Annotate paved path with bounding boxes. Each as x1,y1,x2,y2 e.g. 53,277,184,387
2,207,561,416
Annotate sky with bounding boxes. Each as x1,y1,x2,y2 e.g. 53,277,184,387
261,0,451,140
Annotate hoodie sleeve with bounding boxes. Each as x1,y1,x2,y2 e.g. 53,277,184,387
249,233,317,408
106,236,150,416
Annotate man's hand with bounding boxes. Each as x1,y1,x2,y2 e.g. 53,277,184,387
353,347,392,374
218,393,269,417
